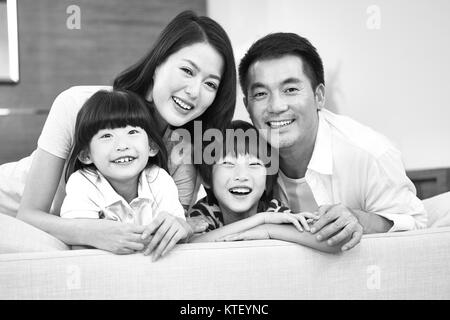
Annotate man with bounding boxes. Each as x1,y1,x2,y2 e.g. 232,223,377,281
238,33,427,251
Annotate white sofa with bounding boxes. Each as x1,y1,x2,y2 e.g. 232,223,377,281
1,192,450,300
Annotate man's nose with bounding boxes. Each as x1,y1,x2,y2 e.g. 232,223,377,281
268,92,288,113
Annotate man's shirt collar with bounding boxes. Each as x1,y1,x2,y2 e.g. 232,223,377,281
307,109,333,175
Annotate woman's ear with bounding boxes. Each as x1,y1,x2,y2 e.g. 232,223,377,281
78,150,93,164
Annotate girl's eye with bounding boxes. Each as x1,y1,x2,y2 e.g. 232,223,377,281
181,67,194,76
220,161,235,167
249,161,264,167
128,129,139,135
99,133,112,139
205,81,218,90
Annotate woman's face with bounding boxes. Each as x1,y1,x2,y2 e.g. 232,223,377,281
150,42,224,127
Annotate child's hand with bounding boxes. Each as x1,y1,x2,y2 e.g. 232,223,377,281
141,211,193,261
260,211,319,232
186,216,210,233
218,225,270,242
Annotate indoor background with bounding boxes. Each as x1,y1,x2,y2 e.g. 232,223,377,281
1,0,449,198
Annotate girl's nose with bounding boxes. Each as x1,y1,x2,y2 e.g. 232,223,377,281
115,138,129,151
233,165,249,181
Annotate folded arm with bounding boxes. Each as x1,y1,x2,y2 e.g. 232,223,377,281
17,148,145,254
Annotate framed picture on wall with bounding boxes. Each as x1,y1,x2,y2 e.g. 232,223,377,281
0,0,19,83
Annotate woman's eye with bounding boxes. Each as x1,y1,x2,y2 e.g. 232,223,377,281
181,67,194,76
253,91,267,98
205,81,218,90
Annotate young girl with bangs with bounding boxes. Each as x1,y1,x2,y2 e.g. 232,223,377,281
61,89,188,259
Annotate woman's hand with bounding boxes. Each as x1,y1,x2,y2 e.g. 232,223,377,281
87,219,146,254
141,212,193,261
259,211,319,232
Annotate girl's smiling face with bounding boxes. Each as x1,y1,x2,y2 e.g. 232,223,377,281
149,42,224,128
212,153,267,217
81,125,157,186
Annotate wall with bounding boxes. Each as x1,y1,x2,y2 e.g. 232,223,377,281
208,0,450,170
0,0,205,164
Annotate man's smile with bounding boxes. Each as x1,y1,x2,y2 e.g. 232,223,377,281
266,119,295,129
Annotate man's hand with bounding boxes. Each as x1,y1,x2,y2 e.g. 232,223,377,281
141,212,193,261
310,204,363,251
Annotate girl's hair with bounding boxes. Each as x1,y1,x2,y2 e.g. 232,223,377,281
202,120,276,208
65,89,168,182
113,9,236,139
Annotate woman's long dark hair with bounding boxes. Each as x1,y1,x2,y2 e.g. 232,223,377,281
113,10,237,178
65,89,168,182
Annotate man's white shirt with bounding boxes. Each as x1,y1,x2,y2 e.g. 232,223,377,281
275,109,427,231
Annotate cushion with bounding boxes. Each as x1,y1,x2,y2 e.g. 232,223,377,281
0,213,70,253
422,191,450,228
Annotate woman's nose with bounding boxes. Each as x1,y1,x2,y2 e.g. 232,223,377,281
184,78,200,99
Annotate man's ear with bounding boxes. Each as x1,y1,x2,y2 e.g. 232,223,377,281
78,150,93,164
314,84,326,110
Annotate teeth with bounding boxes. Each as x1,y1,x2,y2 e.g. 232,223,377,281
173,97,193,110
229,187,251,195
113,157,134,163
268,120,294,129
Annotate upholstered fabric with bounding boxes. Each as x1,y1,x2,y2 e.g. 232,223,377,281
423,191,450,228
1,227,449,299
0,213,69,253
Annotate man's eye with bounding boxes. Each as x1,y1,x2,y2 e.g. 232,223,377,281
181,67,194,76
285,87,299,93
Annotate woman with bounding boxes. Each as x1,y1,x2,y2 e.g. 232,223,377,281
0,11,236,255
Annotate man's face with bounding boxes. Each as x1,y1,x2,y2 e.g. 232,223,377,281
244,55,323,151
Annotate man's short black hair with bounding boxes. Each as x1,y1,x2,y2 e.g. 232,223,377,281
238,32,325,96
